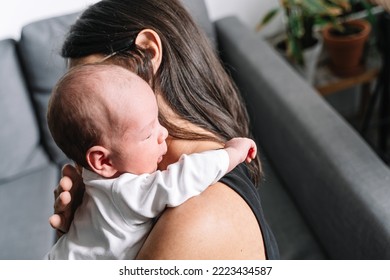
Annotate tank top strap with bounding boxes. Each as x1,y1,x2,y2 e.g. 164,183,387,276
219,163,280,260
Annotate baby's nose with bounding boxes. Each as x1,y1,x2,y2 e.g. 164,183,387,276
158,125,169,144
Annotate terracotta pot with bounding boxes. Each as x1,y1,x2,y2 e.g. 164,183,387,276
322,19,371,77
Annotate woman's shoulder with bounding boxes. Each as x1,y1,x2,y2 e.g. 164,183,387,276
136,181,266,259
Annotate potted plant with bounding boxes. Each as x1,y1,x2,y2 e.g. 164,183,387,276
257,0,350,65
257,0,349,83
257,0,376,80
321,0,376,77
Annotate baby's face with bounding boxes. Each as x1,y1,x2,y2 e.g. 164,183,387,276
109,73,168,175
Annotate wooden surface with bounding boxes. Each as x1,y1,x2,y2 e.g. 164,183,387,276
315,64,379,96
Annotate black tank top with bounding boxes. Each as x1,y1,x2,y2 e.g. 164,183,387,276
219,163,280,260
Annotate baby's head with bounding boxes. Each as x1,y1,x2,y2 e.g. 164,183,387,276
47,64,168,178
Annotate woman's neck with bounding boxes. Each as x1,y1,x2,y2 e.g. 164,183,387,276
156,93,223,170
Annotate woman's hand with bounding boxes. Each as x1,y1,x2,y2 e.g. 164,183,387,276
49,164,85,238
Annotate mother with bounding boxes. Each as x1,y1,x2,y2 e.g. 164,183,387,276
50,0,279,259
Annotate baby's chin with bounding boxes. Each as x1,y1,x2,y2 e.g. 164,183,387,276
157,158,168,171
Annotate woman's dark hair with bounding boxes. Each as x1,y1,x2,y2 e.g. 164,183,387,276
62,0,262,183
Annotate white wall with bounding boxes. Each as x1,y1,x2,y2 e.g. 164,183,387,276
0,0,99,40
0,0,281,40
205,0,279,31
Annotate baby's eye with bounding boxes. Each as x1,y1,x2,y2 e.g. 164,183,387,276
145,134,152,140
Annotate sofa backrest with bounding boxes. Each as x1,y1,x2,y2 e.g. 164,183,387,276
0,39,51,181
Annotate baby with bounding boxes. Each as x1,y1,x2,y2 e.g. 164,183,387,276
46,63,257,259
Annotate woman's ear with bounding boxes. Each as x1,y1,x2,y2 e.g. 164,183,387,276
135,29,163,74
86,146,118,178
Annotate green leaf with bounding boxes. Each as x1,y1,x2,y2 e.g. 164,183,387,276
361,1,376,27
256,8,280,31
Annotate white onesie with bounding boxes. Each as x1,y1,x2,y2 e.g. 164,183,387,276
46,149,229,259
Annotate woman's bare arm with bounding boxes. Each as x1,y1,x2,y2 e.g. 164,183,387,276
136,182,266,260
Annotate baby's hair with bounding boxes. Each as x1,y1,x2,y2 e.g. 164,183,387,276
47,64,134,168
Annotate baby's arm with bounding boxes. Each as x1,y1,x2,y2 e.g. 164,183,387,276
116,138,257,219
224,137,257,173
141,137,257,209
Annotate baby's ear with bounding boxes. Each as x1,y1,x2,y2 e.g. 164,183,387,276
86,146,118,178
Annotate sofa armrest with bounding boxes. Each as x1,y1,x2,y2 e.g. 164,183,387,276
215,16,390,259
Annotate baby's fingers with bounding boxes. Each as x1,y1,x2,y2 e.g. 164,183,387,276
246,146,257,163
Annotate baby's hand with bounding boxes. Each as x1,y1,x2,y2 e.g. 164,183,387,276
224,137,257,172
247,147,257,163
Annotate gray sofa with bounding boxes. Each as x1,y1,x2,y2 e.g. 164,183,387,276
1,0,390,260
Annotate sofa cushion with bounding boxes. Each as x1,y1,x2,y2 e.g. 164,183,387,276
258,153,327,259
0,163,58,259
0,39,52,181
18,13,80,166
